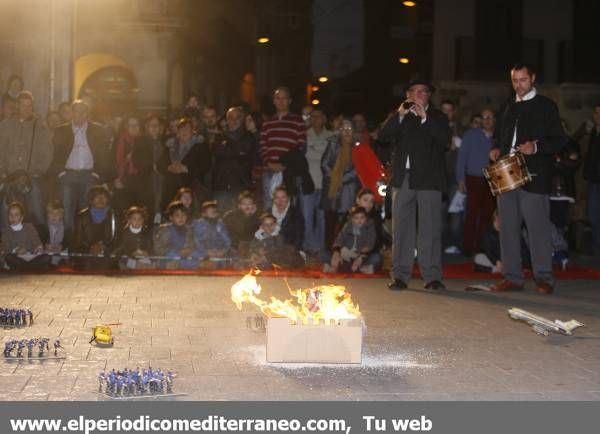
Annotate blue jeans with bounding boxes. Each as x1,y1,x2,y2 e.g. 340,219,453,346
301,190,325,252
363,251,383,271
323,250,383,272
588,182,600,255
60,170,96,229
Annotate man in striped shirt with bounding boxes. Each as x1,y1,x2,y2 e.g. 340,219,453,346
259,86,307,208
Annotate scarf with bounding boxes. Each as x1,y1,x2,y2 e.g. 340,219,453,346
129,225,142,234
10,223,23,231
90,207,108,224
328,141,352,199
48,222,65,245
255,225,280,240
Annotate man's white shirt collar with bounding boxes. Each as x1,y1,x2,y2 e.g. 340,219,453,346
516,87,536,102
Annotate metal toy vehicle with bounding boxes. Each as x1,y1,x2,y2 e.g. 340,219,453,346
89,323,120,346
508,308,584,336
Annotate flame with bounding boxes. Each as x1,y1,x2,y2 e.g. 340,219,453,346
231,271,361,324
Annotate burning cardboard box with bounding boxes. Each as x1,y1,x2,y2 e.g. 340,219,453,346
232,271,364,364
267,317,362,364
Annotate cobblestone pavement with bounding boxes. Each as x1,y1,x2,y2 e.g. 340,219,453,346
0,274,598,401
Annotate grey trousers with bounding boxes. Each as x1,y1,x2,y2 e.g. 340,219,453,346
497,188,554,286
392,174,443,283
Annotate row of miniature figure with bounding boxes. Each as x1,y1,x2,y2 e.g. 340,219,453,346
0,308,33,327
99,367,174,396
3,338,62,358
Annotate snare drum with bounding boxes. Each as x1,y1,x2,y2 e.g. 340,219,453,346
483,153,532,196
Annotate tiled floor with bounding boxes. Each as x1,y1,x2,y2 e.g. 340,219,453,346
0,274,598,401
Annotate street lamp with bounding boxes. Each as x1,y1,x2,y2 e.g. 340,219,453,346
402,1,416,6
317,76,329,83
311,99,320,105
257,37,270,44
399,57,410,64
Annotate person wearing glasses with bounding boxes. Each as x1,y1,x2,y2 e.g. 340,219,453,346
456,108,497,255
379,77,450,291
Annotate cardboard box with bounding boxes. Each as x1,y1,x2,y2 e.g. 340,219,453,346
266,317,362,364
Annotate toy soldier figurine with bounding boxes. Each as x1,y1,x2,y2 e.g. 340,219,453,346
98,372,105,393
166,371,174,393
17,340,26,357
53,339,62,356
4,340,14,356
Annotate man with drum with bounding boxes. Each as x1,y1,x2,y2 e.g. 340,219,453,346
380,77,450,291
488,63,567,294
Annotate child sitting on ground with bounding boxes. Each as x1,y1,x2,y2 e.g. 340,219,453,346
112,206,154,269
192,200,232,268
39,200,71,266
325,206,376,274
341,188,386,270
1,202,51,271
223,191,261,258
72,185,118,269
250,212,304,270
154,201,197,269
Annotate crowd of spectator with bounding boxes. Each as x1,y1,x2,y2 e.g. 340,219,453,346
0,74,599,274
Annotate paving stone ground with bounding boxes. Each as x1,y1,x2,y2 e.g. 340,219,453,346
0,274,598,401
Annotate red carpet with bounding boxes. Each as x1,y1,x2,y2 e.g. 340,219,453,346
1,263,599,280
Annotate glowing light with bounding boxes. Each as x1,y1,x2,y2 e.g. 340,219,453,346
231,271,361,325
257,37,270,44
311,85,320,92
399,57,410,64
311,99,320,105
403,1,416,6
317,76,329,83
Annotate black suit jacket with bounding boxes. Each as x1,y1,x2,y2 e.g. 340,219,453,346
50,122,113,182
380,107,450,192
493,94,567,194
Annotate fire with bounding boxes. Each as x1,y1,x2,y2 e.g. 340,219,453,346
231,271,361,325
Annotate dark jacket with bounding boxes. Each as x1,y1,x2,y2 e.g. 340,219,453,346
157,137,211,207
130,135,158,179
111,226,153,257
212,129,255,192
72,207,117,253
332,219,376,254
50,122,113,181
278,205,305,251
493,94,567,194
341,207,384,251
223,209,261,250
379,107,450,191
279,148,315,197
1,223,42,254
583,127,600,183
250,232,305,269
38,224,72,250
320,141,360,213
